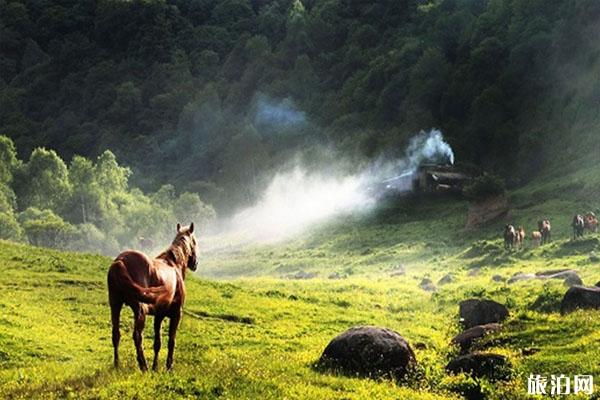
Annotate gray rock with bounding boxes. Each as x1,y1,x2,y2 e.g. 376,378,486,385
390,264,406,277
286,270,317,280
438,273,455,285
318,326,416,380
560,272,583,287
507,272,536,283
508,270,582,286
419,278,437,292
492,274,505,282
535,269,573,277
328,272,346,280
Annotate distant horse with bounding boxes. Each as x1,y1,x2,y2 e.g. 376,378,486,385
139,236,155,251
515,226,525,250
584,212,598,233
531,231,542,247
504,225,517,249
108,223,198,371
538,219,551,245
572,214,585,240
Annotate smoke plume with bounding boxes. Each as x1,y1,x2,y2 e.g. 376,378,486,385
406,129,454,170
254,95,306,127
212,128,455,244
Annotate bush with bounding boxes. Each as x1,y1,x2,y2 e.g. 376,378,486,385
463,173,506,202
0,211,22,241
19,207,77,248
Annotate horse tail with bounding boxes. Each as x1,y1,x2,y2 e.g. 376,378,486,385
107,260,166,303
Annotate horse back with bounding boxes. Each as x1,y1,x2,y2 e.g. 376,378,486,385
113,250,157,287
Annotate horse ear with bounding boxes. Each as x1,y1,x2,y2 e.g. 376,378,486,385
176,223,181,233
189,222,194,233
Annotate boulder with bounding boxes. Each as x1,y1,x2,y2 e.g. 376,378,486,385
508,270,582,286
536,269,582,285
535,269,572,277
438,273,455,285
328,272,346,280
459,299,509,329
560,285,600,314
318,326,416,380
491,274,505,282
286,270,317,279
468,268,481,277
451,323,502,353
419,278,437,292
507,272,536,283
446,353,511,381
561,272,583,287
390,264,406,277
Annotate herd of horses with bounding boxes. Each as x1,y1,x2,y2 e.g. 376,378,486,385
504,212,598,249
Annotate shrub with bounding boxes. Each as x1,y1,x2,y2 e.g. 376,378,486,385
0,211,22,241
463,173,506,202
19,207,77,248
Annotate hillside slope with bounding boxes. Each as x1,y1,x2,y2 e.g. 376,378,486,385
3,167,600,399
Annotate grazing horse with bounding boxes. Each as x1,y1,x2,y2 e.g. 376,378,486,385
107,223,198,371
538,219,551,245
515,226,525,250
531,231,542,247
572,214,585,240
504,225,517,249
139,236,155,251
584,212,598,233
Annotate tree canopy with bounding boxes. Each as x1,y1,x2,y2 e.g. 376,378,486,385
1,0,599,212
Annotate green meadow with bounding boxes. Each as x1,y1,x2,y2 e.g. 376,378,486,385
2,166,600,399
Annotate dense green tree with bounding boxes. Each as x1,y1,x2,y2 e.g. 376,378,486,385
17,147,72,212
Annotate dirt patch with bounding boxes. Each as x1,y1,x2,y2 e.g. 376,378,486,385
465,195,511,229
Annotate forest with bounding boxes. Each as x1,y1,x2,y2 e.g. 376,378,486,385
1,0,600,248
0,135,215,252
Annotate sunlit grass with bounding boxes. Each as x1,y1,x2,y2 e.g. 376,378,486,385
2,170,600,398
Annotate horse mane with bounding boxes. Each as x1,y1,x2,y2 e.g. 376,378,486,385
156,230,193,270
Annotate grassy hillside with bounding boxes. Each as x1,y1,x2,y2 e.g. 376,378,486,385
2,168,600,399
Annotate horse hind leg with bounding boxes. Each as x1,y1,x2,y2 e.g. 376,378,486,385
132,306,148,371
110,297,123,369
152,315,164,371
166,310,181,371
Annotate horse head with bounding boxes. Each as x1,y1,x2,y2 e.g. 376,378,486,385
175,222,199,272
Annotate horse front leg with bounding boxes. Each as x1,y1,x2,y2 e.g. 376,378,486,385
132,306,148,371
152,315,164,371
166,310,181,371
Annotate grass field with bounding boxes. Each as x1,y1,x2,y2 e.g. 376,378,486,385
2,166,600,399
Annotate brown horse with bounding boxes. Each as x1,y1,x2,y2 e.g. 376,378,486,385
538,219,551,245
573,214,585,239
531,230,542,247
107,223,198,371
584,212,598,233
504,225,517,249
515,226,525,250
